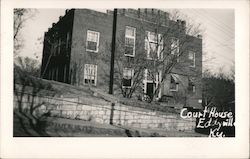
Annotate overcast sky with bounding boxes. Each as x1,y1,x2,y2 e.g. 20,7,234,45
19,9,234,74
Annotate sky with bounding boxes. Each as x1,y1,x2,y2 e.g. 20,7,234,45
19,9,234,75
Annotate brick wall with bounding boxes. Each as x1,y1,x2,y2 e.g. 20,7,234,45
41,8,203,109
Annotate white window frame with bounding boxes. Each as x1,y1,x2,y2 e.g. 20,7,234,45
170,75,179,92
188,78,196,93
125,26,136,57
192,85,196,93
84,64,97,86
188,51,196,67
145,31,163,60
86,30,100,53
143,69,162,99
170,37,180,62
122,68,134,88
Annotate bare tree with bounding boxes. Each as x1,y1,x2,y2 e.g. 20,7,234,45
101,35,147,98
102,9,203,102
14,56,55,136
14,9,36,57
142,10,203,102
15,56,41,77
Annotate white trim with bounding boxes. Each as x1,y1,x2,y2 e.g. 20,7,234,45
143,69,162,98
169,75,179,92
84,64,97,86
188,51,196,68
145,31,163,60
122,67,134,88
125,26,136,57
170,37,179,55
86,30,100,53
170,37,180,62
170,84,179,92
192,85,196,93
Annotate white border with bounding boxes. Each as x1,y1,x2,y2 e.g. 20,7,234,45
1,0,249,158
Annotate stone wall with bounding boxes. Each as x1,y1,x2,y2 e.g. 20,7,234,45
14,93,196,132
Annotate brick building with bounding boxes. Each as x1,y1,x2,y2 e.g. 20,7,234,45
41,9,203,109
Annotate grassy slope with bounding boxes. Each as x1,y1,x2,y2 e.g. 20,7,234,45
15,75,180,114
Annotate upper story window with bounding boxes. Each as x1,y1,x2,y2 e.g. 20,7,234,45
170,38,180,62
144,69,161,83
86,30,100,52
66,32,70,50
145,31,163,60
51,41,56,56
188,51,196,67
84,64,97,85
170,75,179,91
122,68,134,87
125,26,136,57
57,38,61,55
144,68,154,81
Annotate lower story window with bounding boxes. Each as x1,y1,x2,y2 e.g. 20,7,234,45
122,68,134,87
84,64,97,85
188,78,196,93
170,75,179,91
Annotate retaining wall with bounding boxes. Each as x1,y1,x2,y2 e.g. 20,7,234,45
14,93,196,132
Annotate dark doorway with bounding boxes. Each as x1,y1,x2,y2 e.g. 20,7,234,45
146,82,154,99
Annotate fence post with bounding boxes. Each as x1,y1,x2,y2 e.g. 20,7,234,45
110,102,115,125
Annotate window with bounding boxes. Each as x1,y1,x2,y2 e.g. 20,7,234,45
51,67,55,80
125,26,136,57
66,32,70,50
144,69,161,82
188,78,195,93
84,64,97,85
51,43,56,56
122,68,134,87
63,64,67,83
170,38,180,62
86,30,100,52
192,85,196,93
188,51,195,67
145,69,153,81
57,38,61,55
170,75,179,91
145,31,163,59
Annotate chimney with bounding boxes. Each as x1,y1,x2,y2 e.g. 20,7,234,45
177,19,181,24
122,9,126,15
151,9,154,14
138,8,141,18
181,20,186,27
197,34,202,39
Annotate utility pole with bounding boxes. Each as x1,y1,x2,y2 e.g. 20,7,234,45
109,9,117,94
